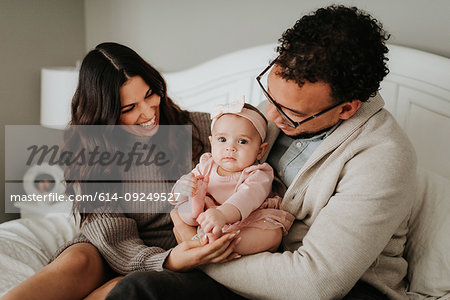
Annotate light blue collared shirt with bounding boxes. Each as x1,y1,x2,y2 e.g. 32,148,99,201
267,121,342,187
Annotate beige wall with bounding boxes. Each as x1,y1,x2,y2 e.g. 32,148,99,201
2,0,449,222
85,0,450,72
0,0,85,223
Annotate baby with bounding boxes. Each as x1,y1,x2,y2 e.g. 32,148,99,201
170,97,294,255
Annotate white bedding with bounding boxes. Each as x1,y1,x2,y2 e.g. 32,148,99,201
0,214,78,296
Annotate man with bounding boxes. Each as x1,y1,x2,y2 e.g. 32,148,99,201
107,5,416,300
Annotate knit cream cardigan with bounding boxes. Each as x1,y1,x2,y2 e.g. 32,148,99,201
202,94,417,300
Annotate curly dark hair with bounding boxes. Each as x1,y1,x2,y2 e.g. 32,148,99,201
276,5,390,103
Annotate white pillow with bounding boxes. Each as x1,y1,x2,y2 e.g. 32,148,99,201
405,168,450,299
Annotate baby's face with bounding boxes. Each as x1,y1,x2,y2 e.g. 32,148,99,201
210,114,266,176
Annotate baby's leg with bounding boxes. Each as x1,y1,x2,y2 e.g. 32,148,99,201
191,178,208,219
234,227,283,255
176,200,198,226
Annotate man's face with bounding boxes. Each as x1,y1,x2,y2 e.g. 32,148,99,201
265,65,343,137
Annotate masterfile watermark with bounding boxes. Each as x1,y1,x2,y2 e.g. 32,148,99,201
26,142,170,172
5,125,193,213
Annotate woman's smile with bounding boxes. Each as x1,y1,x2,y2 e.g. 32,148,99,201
119,76,161,136
138,115,157,127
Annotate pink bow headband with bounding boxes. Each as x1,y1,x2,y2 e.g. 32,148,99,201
210,96,267,141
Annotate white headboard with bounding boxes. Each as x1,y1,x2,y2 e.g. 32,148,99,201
164,43,450,180
380,46,450,180
164,44,277,110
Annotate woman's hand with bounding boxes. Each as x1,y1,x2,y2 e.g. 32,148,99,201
163,231,241,272
167,209,241,272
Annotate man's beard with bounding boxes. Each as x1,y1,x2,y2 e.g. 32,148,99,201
286,125,335,140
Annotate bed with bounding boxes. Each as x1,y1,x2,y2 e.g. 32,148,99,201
1,43,449,299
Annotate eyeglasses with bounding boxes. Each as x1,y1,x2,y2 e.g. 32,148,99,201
256,59,345,128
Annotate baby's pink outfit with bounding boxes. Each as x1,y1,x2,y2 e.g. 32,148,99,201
179,153,294,234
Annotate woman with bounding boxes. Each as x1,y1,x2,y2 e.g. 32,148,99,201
1,42,241,300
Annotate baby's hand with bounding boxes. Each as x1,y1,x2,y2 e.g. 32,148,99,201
196,207,227,235
172,173,197,202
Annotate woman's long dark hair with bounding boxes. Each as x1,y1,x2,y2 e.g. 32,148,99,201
64,42,204,223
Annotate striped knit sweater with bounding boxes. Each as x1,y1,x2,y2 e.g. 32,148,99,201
53,112,211,274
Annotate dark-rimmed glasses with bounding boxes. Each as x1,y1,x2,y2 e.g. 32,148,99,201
256,59,346,128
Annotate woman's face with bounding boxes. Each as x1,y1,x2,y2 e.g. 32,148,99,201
119,75,161,136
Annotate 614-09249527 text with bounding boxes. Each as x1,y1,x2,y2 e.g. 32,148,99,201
10,192,181,203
